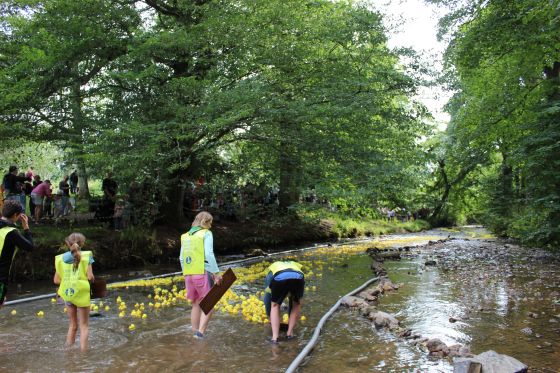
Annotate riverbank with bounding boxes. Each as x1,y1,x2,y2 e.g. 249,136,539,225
10,211,430,281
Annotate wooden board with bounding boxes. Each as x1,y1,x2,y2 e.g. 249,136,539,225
280,322,289,332
200,268,237,315
90,279,108,299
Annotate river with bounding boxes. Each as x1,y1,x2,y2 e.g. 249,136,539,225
1,227,558,372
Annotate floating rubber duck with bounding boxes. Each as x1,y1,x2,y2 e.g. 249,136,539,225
10,309,16,316
129,324,136,331
37,311,44,317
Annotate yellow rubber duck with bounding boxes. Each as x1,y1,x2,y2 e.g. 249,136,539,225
37,311,44,317
129,324,136,331
10,309,16,316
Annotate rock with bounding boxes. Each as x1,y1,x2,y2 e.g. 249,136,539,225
449,317,458,323
526,312,538,318
426,338,448,353
454,350,528,373
453,360,482,373
549,318,558,323
369,310,400,330
425,260,437,266
397,328,412,338
245,248,266,257
341,295,369,309
520,327,533,335
378,277,398,292
358,290,378,301
360,305,378,318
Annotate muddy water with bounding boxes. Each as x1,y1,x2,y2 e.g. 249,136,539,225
1,228,559,372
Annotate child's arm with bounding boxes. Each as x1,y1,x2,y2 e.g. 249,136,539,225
53,272,61,285
86,264,94,282
204,231,221,284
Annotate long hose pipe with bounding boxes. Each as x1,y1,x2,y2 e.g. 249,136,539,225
3,237,374,307
284,275,380,373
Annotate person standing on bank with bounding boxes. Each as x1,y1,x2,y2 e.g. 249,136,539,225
0,200,34,307
54,233,94,351
59,175,70,215
69,170,78,195
263,260,305,344
180,211,222,339
2,166,29,203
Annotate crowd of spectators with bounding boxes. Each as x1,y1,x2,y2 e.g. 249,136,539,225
1,165,79,223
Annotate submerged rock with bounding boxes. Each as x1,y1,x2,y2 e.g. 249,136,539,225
520,327,533,335
454,350,528,373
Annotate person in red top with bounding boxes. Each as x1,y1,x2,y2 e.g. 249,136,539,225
30,180,52,223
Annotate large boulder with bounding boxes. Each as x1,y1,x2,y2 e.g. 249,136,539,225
454,350,528,373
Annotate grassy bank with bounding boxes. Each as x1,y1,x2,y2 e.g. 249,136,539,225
295,205,431,238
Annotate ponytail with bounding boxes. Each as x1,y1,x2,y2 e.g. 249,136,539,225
64,232,86,272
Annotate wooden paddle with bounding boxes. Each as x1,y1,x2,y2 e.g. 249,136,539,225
200,268,237,315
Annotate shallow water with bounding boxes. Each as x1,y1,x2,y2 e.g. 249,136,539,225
2,228,559,372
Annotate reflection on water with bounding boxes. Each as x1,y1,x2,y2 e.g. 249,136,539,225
2,229,559,372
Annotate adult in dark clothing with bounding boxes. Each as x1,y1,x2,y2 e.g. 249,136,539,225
0,200,33,306
69,170,78,194
99,172,118,225
59,176,70,215
2,166,29,203
102,172,118,200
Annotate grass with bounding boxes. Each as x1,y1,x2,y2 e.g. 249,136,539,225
295,205,431,239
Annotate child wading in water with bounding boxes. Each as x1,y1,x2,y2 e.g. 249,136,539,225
54,233,94,351
180,211,222,338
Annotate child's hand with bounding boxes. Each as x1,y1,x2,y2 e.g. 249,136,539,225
213,274,222,285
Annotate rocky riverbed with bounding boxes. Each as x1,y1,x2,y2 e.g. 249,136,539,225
310,232,559,372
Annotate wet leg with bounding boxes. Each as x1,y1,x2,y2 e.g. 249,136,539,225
270,302,281,341
287,301,301,337
77,306,90,351
66,305,78,347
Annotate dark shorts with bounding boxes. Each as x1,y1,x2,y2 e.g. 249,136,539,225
0,282,7,305
270,278,305,305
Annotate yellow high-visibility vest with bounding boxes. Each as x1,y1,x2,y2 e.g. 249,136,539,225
55,251,92,307
180,229,208,275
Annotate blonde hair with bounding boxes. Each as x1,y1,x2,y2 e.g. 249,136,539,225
191,211,213,229
65,232,86,271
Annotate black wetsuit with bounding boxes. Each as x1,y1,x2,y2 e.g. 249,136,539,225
0,219,33,304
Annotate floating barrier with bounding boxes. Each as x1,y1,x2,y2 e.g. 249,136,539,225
285,275,380,373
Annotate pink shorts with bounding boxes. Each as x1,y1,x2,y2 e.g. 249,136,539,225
185,272,213,301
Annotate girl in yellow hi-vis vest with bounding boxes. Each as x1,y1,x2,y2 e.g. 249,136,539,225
180,211,222,339
54,233,94,351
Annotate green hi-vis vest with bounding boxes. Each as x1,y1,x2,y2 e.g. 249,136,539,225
55,251,92,307
180,229,208,275
269,261,303,276
0,226,17,276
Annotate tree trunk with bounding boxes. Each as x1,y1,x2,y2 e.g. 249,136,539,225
70,83,90,199
278,139,300,209
76,156,90,199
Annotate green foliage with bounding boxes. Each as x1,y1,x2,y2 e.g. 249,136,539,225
0,140,64,180
430,0,560,247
